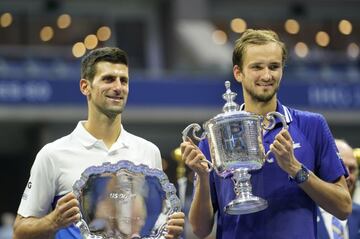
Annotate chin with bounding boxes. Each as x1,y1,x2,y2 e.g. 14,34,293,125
104,108,124,117
255,95,275,103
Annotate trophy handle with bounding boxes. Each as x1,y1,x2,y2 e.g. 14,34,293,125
262,112,288,162
182,123,213,172
182,123,206,142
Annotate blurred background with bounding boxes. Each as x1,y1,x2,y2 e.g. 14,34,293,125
1,0,360,237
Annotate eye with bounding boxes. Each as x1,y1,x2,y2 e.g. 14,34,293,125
269,64,281,71
251,65,262,70
103,75,115,82
120,77,128,85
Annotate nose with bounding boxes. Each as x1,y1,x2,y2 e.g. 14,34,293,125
262,68,272,81
112,78,124,92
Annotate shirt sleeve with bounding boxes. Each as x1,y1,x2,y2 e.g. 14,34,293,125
198,139,219,214
314,114,348,182
17,145,56,218
152,145,163,170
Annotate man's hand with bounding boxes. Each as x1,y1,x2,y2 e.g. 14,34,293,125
13,192,81,239
46,192,81,232
165,212,185,239
180,138,209,177
270,128,302,177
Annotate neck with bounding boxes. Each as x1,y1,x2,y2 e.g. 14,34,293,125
84,110,122,149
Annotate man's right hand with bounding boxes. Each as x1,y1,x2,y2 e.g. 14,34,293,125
46,192,81,231
13,192,81,239
180,138,209,177
180,138,215,239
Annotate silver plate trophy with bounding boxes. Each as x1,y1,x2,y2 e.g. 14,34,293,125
73,160,181,239
182,81,288,215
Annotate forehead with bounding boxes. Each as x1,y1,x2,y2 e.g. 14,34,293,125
243,42,282,64
341,149,357,166
94,61,128,76
337,144,357,167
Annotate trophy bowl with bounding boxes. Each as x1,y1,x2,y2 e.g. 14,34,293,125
182,81,287,215
73,160,181,239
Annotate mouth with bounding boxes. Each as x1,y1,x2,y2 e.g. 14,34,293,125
106,95,124,102
256,82,274,89
256,82,274,87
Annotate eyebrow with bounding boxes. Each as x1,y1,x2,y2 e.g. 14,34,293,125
100,72,127,78
248,61,282,67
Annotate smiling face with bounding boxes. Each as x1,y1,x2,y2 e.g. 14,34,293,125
234,42,283,104
81,61,129,119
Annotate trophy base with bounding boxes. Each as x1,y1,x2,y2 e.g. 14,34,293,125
224,196,268,215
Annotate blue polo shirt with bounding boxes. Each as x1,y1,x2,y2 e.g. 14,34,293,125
198,101,347,239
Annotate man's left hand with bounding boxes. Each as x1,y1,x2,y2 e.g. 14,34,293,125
270,128,301,177
165,212,185,239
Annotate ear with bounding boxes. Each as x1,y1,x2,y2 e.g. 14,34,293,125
80,79,90,96
233,65,243,84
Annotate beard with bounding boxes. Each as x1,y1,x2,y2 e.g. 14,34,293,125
94,97,128,119
244,83,280,103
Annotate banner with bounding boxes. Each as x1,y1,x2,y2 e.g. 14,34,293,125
1,77,360,110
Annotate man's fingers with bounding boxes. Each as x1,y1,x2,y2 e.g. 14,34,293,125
61,214,81,228
52,207,81,229
57,198,79,213
168,218,185,227
181,142,196,158
165,212,184,239
167,213,185,226
186,137,197,146
58,192,76,204
165,225,183,239
62,206,80,218
55,193,81,227
187,149,200,162
281,128,292,140
182,144,205,164
68,212,81,223
270,143,281,155
194,155,210,170
274,132,294,153
274,133,286,145
168,212,185,221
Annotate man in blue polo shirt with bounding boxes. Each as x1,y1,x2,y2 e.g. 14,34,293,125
180,29,351,239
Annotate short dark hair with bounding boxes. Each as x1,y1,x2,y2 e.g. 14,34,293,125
81,47,129,82
232,29,287,70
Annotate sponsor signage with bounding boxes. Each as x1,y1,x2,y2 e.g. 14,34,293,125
1,78,360,109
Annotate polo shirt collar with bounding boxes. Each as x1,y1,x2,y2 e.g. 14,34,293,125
113,125,130,150
73,121,129,149
239,100,292,125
